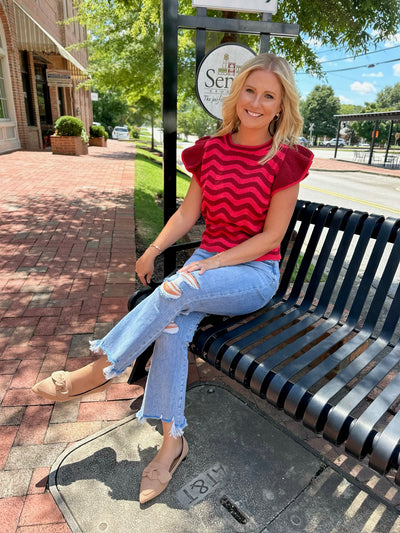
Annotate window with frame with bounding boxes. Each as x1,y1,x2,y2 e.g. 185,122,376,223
0,38,10,120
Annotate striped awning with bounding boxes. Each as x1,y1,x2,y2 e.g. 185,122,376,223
14,1,87,75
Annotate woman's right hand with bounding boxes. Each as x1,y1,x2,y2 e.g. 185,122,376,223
135,249,157,286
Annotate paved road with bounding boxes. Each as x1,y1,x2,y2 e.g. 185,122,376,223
302,169,400,218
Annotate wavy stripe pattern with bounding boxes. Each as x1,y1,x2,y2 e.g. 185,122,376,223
197,135,286,260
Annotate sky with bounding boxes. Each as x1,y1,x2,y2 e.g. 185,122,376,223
294,33,400,107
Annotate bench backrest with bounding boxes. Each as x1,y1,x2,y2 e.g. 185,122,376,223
278,200,400,341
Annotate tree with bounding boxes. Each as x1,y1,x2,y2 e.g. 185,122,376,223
177,100,218,139
131,96,161,150
74,0,162,101
376,83,400,110
92,90,129,130
73,0,400,119
338,104,364,144
302,85,341,141
350,85,400,145
273,0,400,75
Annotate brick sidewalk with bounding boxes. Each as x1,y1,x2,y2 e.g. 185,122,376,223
312,156,400,177
1,145,399,532
0,141,148,532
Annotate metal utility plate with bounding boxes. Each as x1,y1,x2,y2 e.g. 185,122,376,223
50,384,398,533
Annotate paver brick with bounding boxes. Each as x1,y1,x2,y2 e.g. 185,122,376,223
5,443,67,470
27,467,50,495
34,316,60,337
40,352,67,372
18,493,65,526
0,406,26,426
10,360,43,389
1,317,39,328
15,406,53,446
2,388,54,407
7,327,36,346
0,496,25,533
44,421,103,443
1,345,45,360
54,318,96,335
0,360,21,374
0,469,32,498
106,382,144,401
50,401,80,424
78,399,134,421
0,426,18,469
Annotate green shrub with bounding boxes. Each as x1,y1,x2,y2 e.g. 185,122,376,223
89,125,106,138
81,128,89,144
130,126,140,139
54,116,84,137
104,131,109,141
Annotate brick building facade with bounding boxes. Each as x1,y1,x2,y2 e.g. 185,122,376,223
0,0,92,154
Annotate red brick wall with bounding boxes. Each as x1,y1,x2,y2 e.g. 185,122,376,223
16,0,89,68
1,0,91,152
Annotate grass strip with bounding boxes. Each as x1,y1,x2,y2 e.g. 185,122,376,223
134,146,191,248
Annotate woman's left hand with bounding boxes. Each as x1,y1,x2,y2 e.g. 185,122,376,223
178,254,222,275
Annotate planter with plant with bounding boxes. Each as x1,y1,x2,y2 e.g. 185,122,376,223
89,124,107,147
51,116,88,156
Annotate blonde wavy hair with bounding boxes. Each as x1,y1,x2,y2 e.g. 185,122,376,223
215,53,303,163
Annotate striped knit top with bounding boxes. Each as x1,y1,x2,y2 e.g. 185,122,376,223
181,133,314,261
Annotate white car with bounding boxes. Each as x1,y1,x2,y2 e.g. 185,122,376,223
112,126,130,140
321,138,345,147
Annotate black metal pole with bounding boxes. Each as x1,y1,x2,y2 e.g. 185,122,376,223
162,0,179,275
384,120,394,166
333,120,341,159
368,121,378,165
259,12,271,52
195,8,207,70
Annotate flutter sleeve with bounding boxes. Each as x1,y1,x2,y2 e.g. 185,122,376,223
271,145,314,195
181,136,210,184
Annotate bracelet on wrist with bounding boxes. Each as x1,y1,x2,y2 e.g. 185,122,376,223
149,243,162,255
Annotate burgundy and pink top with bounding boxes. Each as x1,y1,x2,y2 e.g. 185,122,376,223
181,133,314,261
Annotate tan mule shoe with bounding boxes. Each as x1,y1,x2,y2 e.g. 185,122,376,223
31,370,112,402
139,437,189,504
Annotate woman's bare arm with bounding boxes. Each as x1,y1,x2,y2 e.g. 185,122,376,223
135,178,202,284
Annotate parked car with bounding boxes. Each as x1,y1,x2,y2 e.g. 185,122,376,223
112,126,130,140
320,138,345,147
298,136,308,146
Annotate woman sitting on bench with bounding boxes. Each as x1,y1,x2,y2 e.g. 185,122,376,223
32,53,313,504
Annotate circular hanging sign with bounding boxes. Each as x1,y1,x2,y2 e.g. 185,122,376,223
196,43,256,120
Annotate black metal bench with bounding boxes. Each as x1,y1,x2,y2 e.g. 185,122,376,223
127,199,400,485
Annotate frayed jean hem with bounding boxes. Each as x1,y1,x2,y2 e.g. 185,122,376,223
89,340,126,380
136,409,187,438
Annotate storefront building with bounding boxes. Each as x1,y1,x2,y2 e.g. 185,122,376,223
0,0,92,154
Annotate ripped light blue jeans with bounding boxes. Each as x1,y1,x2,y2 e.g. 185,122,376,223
90,249,280,437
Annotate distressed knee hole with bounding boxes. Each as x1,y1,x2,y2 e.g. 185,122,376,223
163,321,179,334
161,280,181,299
180,272,199,289
160,272,199,299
